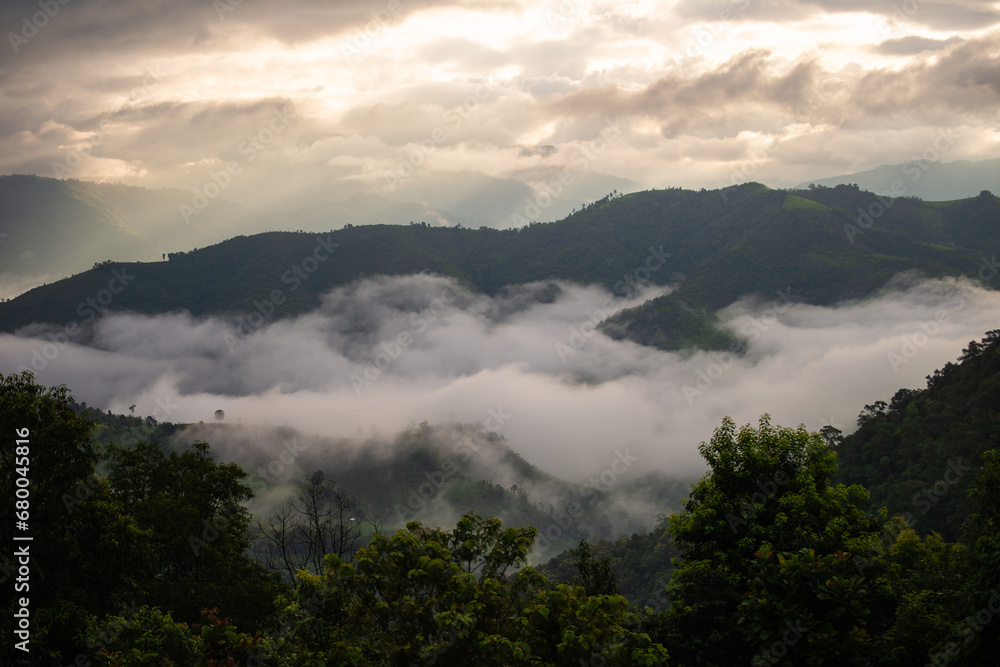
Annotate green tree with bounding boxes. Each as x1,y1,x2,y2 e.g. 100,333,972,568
105,439,284,629
1,372,148,663
84,605,202,667
959,448,1000,664
1,373,285,664
277,513,669,666
568,538,619,596
868,524,969,666
1,372,97,603
663,415,881,666
738,546,871,666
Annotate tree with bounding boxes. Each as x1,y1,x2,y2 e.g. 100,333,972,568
2,372,279,656
254,471,379,580
276,513,669,666
214,409,224,422
835,331,1000,541
738,546,871,666
960,448,1000,664
663,415,882,665
2,372,103,661
819,425,843,449
105,439,284,630
867,524,969,666
84,606,202,666
568,538,618,596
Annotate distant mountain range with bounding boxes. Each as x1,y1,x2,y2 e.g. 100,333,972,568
0,171,639,298
2,158,992,301
797,158,1000,201
2,182,998,352
0,175,254,298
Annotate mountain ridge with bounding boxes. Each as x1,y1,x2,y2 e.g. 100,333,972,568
2,183,998,352
796,157,1000,201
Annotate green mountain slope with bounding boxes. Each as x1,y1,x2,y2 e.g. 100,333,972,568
1,183,998,350
834,329,1000,541
603,185,1000,349
539,515,677,608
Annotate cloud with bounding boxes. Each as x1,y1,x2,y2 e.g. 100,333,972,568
547,34,1000,132
3,273,999,488
850,32,1000,120
546,50,842,144
874,35,964,55
0,1,998,228
671,0,1000,31
0,0,499,63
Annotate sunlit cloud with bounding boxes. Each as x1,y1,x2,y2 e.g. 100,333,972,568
0,0,996,216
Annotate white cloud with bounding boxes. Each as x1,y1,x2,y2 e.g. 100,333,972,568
3,275,998,483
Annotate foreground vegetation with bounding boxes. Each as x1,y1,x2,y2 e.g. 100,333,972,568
2,331,1000,665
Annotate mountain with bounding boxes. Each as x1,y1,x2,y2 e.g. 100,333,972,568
1,183,998,351
263,167,642,230
380,167,641,228
604,184,1000,349
834,329,1000,541
0,172,642,300
796,158,1000,201
0,175,155,296
80,409,690,561
0,175,255,298
539,514,677,608
270,192,463,231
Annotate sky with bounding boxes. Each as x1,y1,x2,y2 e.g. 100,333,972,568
1,0,999,215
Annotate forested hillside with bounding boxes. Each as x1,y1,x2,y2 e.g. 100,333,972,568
798,158,1000,200
835,329,1000,540
2,184,998,351
3,332,1000,664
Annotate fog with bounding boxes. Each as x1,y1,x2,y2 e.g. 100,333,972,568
2,273,999,486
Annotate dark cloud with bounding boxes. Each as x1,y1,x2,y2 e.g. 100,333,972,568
0,1,997,221
518,145,557,157
545,33,1000,138
850,32,1000,119
545,50,825,136
874,35,964,55
0,0,493,65
885,2,1000,31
